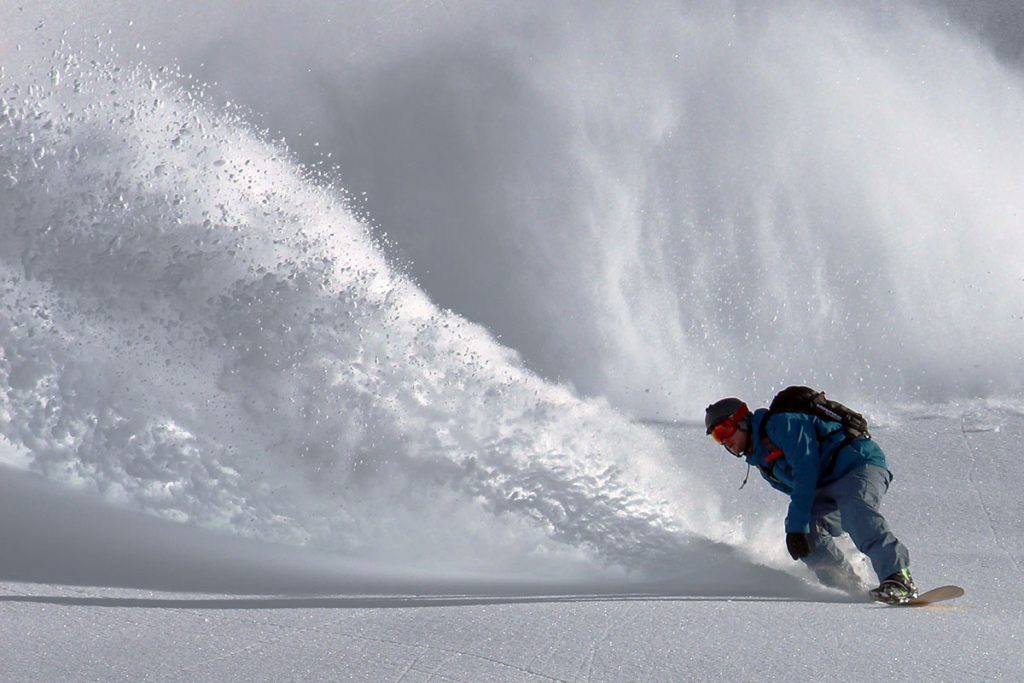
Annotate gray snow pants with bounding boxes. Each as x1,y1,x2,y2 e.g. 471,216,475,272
804,464,911,586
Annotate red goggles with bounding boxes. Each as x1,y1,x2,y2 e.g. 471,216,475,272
709,418,740,444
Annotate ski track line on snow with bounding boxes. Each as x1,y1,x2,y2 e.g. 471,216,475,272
309,611,572,683
393,644,435,683
960,418,1023,575
578,600,642,683
374,636,572,683
2,583,567,682
141,617,309,682
138,606,409,682
522,603,583,676
396,606,572,683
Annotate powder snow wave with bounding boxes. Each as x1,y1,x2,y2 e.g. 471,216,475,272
0,51,730,580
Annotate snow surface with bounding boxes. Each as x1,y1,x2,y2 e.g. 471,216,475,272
3,412,1023,681
2,1,1024,681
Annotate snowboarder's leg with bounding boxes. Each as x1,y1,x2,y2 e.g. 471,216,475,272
804,496,862,591
831,464,910,582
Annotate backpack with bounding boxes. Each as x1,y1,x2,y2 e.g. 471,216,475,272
757,385,870,479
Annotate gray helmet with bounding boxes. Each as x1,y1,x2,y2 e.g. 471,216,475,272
705,397,749,434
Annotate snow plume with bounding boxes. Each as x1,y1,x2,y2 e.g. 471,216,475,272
166,0,1024,417
0,51,736,582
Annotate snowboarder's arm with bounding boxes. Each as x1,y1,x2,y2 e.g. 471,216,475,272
768,414,822,534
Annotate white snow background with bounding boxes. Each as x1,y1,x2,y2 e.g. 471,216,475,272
1,1,1023,681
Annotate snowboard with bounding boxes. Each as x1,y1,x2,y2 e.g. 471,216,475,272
879,585,964,607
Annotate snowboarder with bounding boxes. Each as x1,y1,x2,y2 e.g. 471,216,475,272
704,396,917,603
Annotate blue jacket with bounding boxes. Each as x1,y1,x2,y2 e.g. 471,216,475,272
746,408,888,534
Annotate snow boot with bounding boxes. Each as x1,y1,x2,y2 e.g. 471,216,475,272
870,568,918,604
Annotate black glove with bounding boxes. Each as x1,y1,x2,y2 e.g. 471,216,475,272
786,532,811,560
